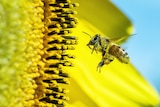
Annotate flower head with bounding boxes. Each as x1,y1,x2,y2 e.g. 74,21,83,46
0,0,159,107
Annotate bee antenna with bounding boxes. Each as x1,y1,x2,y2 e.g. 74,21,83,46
82,31,92,38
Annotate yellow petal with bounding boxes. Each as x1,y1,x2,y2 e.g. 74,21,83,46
65,0,160,107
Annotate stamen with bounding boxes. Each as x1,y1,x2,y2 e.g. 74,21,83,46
33,0,79,106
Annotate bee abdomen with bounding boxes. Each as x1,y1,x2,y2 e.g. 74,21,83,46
108,45,129,64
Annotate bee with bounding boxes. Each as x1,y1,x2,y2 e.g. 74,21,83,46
83,32,131,72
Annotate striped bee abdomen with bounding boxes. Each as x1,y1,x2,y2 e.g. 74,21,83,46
108,45,129,64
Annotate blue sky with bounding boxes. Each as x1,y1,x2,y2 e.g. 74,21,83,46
111,0,160,93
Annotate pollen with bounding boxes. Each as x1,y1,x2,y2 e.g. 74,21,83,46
0,0,78,106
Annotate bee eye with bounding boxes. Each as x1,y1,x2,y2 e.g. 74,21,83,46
93,35,98,40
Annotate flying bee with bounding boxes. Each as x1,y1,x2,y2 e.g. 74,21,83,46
83,32,132,72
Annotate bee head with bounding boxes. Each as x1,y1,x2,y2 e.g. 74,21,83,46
87,34,100,46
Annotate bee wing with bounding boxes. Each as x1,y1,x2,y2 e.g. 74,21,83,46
110,36,128,43
109,34,136,43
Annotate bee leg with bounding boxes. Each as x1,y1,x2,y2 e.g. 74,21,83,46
87,44,92,49
96,60,104,73
91,43,98,54
92,48,98,54
102,50,106,57
102,47,108,56
97,57,114,72
87,44,98,54
91,47,95,54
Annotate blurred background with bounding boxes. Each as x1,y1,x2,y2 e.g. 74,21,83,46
111,0,160,93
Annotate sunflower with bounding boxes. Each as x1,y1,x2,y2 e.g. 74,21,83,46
0,0,159,107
